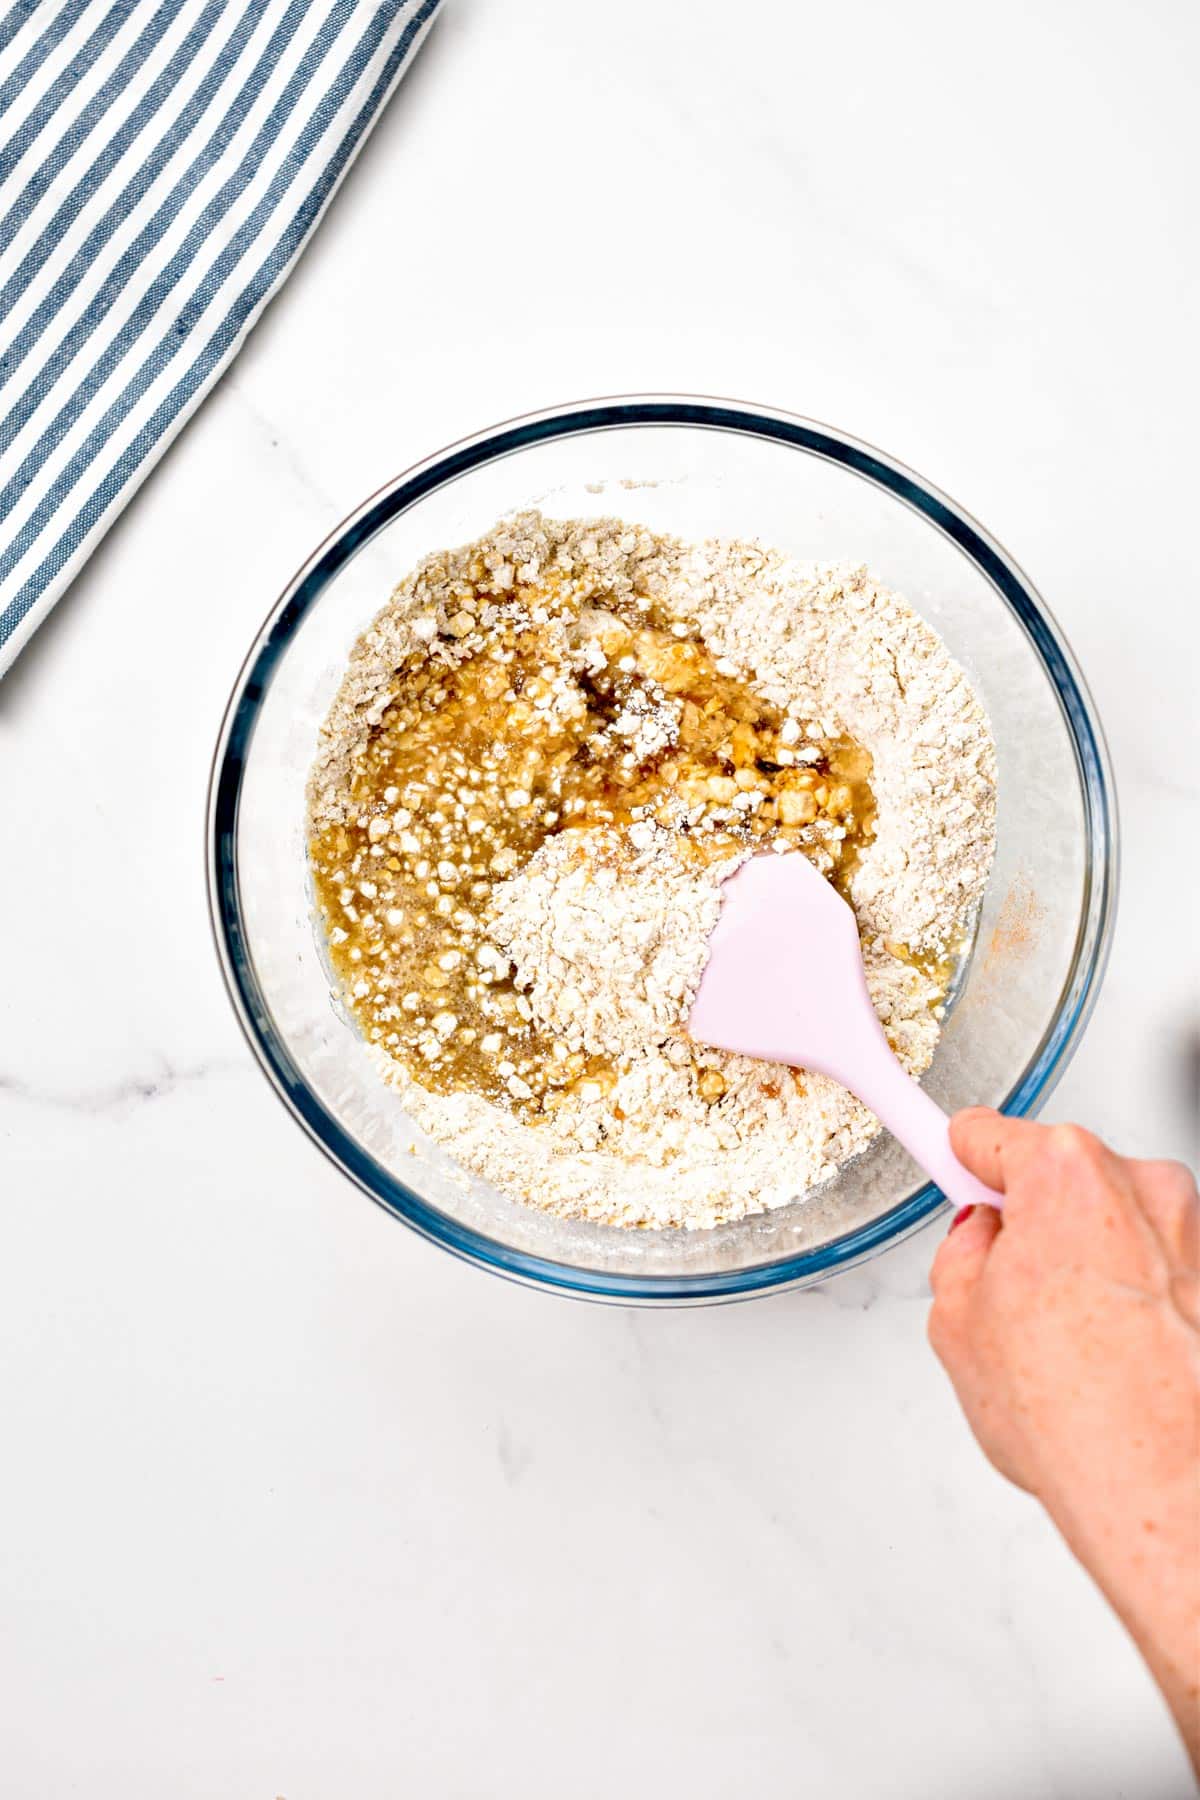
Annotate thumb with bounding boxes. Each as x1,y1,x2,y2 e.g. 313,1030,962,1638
949,1106,1043,1194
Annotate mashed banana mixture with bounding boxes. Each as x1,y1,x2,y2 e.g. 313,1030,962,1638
308,512,995,1229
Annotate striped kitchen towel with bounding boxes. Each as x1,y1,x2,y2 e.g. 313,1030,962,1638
0,0,441,673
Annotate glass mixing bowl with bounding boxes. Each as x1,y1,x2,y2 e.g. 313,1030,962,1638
208,398,1117,1303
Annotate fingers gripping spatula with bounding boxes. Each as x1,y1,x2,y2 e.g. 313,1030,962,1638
687,853,1002,1212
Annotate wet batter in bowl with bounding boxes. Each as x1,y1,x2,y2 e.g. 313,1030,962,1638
308,512,995,1228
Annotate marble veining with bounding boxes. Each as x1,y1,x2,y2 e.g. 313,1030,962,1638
0,1054,245,1116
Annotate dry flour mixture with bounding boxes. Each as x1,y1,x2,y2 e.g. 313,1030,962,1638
308,512,996,1229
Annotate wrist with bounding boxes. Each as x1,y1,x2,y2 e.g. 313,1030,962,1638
1042,1476,1200,1770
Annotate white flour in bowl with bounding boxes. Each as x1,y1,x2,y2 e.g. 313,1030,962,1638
309,512,996,1230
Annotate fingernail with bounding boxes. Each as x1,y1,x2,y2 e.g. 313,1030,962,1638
949,1206,975,1232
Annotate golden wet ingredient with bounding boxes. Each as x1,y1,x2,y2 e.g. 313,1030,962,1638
309,580,877,1117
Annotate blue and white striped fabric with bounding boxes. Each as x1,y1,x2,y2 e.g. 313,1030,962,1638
0,0,441,672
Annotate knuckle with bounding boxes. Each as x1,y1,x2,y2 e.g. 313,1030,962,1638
1043,1122,1106,1172
1145,1159,1199,1203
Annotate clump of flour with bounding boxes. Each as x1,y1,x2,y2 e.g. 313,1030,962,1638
488,825,740,1063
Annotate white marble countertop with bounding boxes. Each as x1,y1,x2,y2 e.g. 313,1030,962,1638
2,1,1197,1793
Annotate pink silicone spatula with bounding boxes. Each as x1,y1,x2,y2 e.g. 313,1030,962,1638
687,852,1002,1212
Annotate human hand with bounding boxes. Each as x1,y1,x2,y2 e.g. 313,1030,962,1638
928,1110,1200,1774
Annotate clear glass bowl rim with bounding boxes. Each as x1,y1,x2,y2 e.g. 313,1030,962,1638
206,394,1119,1305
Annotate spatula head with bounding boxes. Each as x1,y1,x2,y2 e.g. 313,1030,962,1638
687,851,884,1082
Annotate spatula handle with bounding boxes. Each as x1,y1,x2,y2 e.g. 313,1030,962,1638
845,1047,1003,1214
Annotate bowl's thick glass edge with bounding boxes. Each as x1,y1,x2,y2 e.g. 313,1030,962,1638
206,396,1119,1304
